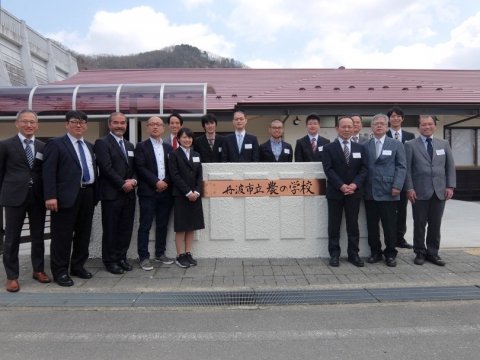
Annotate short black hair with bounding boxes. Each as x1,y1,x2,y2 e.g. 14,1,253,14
305,113,320,123
201,113,217,127
168,112,184,125
387,106,404,118
177,127,194,139
66,110,88,122
418,115,438,127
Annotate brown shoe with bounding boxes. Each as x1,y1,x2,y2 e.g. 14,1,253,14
33,271,52,284
6,279,20,292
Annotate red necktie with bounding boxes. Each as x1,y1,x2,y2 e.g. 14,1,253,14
173,136,178,150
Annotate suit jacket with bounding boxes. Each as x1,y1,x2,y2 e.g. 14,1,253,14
134,138,173,197
352,134,370,145
193,134,224,163
405,137,456,200
386,129,415,144
0,136,44,206
169,148,203,197
94,134,136,201
294,135,330,162
222,133,259,162
43,134,97,209
322,139,368,200
364,137,407,201
259,140,293,162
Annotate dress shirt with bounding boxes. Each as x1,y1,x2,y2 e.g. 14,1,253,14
150,137,166,180
18,133,35,154
67,133,94,184
110,132,127,157
374,135,386,158
390,128,402,141
338,137,351,152
420,135,433,152
269,138,282,160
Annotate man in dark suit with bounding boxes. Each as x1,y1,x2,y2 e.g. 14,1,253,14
405,115,456,266
194,113,223,163
259,119,293,162
222,110,259,162
0,110,50,292
294,113,330,162
134,116,174,271
364,114,407,267
387,106,416,249
43,110,97,287
163,112,183,150
323,116,368,267
351,115,370,144
94,112,136,275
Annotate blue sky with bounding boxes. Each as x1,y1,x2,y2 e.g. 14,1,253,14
3,0,480,69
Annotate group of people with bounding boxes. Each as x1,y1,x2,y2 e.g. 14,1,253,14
0,106,456,292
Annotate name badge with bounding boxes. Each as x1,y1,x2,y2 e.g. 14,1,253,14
193,156,200,162
382,150,392,156
127,151,134,157
35,152,43,160
436,149,445,155
245,144,253,149
218,147,222,152
352,152,361,158
284,148,290,154
318,146,323,152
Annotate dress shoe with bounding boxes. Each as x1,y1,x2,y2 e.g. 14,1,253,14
118,260,133,271
367,253,383,264
105,263,124,275
71,268,93,279
6,279,20,292
32,271,51,283
329,256,340,267
385,257,397,267
348,255,365,267
396,241,413,249
55,274,74,287
414,253,425,265
426,254,446,266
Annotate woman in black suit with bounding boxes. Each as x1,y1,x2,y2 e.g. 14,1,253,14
169,128,205,268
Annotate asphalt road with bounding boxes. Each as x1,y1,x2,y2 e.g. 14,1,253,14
1,301,480,359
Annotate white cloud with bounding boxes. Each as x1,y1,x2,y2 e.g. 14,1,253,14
245,59,283,68
48,6,234,57
182,0,214,8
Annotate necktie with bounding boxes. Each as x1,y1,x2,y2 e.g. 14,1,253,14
208,138,214,150
394,132,400,140
426,138,433,160
343,140,350,164
172,136,178,150
24,139,34,168
311,137,317,152
375,140,382,159
77,140,91,183
237,134,243,153
119,139,128,161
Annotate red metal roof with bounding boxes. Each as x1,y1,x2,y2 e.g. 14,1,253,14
55,68,480,111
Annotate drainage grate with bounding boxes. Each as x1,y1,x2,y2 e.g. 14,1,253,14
1,286,480,308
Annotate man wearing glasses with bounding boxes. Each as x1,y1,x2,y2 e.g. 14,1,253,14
43,110,97,287
259,119,293,162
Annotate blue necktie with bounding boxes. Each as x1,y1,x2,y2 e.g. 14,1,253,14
24,139,34,168
237,134,243,154
119,140,128,161
426,138,433,160
77,140,91,182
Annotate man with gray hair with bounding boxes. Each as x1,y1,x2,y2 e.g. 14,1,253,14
364,114,406,267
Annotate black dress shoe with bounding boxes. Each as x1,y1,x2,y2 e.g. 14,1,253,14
426,254,446,266
106,263,125,274
385,257,397,267
118,260,133,271
55,274,74,287
329,257,340,267
347,255,364,267
367,253,383,264
71,268,93,279
414,253,425,265
396,241,413,249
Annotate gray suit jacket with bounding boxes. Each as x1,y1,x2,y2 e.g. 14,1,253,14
364,137,406,201
405,137,456,200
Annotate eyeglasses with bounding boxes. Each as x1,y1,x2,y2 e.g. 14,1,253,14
148,123,164,127
68,120,87,126
18,120,38,126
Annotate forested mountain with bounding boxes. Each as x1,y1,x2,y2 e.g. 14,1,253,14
74,44,246,70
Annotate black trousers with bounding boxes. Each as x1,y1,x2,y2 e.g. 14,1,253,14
50,187,95,279
101,193,135,266
411,194,446,257
365,200,398,258
327,196,361,258
3,188,46,279
394,190,409,243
